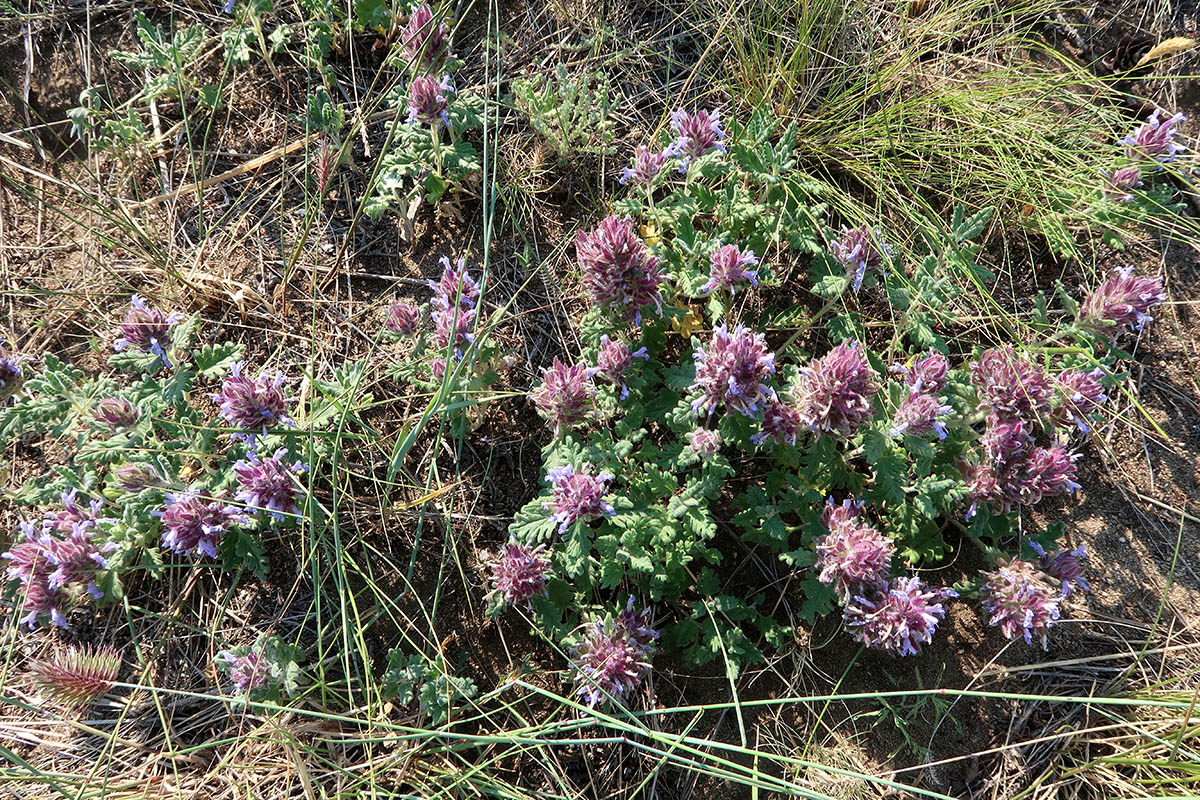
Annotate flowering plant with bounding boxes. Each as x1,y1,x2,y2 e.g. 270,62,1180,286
0,295,367,628
490,107,1166,690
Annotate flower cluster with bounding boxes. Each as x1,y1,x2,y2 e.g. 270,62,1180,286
1101,166,1143,202
701,244,759,295
843,577,956,657
969,347,1051,423
752,398,804,446
487,541,552,610
429,257,480,359
114,295,183,368
401,3,452,72
893,350,949,395
667,109,726,170
386,301,421,336
962,415,1080,515
687,427,723,458
233,448,307,519
113,462,165,493
570,598,657,707
691,324,776,417
156,490,251,559
588,335,648,400
532,358,595,437
576,216,664,323
1029,542,1089,597
219,649,270,692
891,390,952,439
980,558,1062,647
1077,266,1166,338
545,463,615,532
829,226,889,291
2,493,115,628
407,74,452,126
621,145,669,186
1122,109,1186,164
813,498,894,602
1052,369,1108,434
212,362,291,440
794,340,879,438
0,347,25,400
93,397,139,433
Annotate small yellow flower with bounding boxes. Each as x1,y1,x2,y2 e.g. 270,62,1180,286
640,222,660,247
671,306,705,338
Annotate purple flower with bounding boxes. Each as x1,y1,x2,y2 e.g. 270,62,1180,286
690,324,776,417
830,226,890,291
588,335,648,400
428,257,479,357
3,521,51,584
891,391,952,439
43,489,109,537
700,244,759,295
1122,109,1186,164
1052,369,1108,434
0,348,25,400
114,295,183,368
407,74,452,126
544,463,615,533
576,216,664,323
1101,166,1143,202
401,4,451,72
969,347,1052,423
794,340,879,438
385,301,421,336
219,650,271,692
430,256,480,311
112,462,165,493
212,361,291,440
531,358,595,437
962,416,1079,515
571,600,657,708
93,397,139,433
1029,542,1089,597
687,428,722,458
814,507,894,602
667,109,726,170
233,448,307,519
843,577,956,656
1017,444,1081,505
1078,266,1166,337
39,524,114,596
14,579,66,628
891,350,949,395
431,303,476,357
821,497,864,534
3,516,113,628
616,596,659,653
430,357,448,381
487,541,552,609
620,145,669,186
752,399,804,446
156,490,250,559
981,558,1061,647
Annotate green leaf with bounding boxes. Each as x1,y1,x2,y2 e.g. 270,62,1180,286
193,342,245,379
109,348,162,373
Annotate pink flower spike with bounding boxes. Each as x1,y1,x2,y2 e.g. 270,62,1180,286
576,216,664,323
701,244,759,295
544,463,615,533
794,340,879,438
